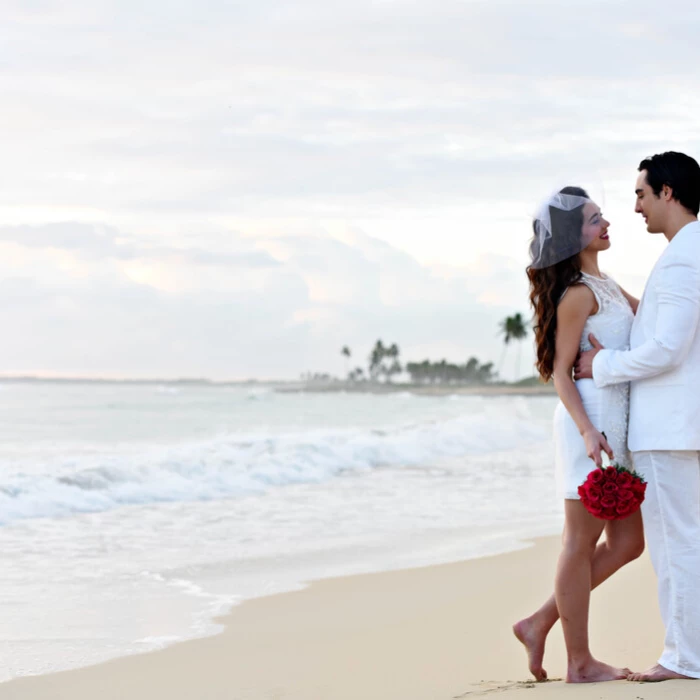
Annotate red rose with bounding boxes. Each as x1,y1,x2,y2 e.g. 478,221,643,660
580,465,644,519
586,486,603,502
604,466,618,481
600,495,617,509
616,501,632,516
589,470,604,485
617,471,633,487
632,481,647,496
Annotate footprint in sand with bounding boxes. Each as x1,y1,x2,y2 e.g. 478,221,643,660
454,678,560,696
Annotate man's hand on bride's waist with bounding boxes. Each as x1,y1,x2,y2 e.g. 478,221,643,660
574,334,606,380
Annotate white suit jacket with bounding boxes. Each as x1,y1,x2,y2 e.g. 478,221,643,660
593,221,700,452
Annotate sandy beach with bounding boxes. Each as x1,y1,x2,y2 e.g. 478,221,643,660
1,535,694,700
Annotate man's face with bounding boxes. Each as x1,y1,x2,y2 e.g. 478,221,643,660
634,170,666,233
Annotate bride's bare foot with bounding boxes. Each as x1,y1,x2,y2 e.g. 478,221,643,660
512,617,548,681
567,659,631,683
628,664,695,682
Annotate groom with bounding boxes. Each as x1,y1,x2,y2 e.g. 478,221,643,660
575,151,700,682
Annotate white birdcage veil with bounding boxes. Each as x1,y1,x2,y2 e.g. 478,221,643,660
529,188,597,269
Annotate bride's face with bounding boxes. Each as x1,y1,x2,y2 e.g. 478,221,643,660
581,201,611,253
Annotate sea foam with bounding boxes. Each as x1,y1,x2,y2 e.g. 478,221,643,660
0,399,547,525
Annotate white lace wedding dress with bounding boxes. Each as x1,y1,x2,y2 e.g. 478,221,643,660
553,272,635,499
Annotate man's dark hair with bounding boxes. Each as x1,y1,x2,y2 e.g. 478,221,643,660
639,151,700,216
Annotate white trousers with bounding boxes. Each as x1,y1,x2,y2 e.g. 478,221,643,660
633,450,700,678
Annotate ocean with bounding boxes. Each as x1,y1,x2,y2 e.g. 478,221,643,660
0,381,562,681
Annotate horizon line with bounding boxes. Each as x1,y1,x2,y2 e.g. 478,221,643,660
0,375,292,385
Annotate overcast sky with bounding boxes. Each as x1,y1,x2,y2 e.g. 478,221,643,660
2,0,699,380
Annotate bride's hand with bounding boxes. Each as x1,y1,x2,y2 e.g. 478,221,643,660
583,428,614,468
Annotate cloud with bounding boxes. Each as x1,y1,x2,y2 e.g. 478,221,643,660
0,220,521,379
0,223,127,255
2,0,699,225
0,223,279,268
1,0,697,378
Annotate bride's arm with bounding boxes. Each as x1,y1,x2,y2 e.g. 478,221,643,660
617,285,640,314
552,285,614,467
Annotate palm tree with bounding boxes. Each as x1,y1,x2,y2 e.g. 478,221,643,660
510,313,529,381
341,346,351,378
368,340,385,381
384,343,402,383
349,367,365,382
499,313,529,381
497,315,512,378
367,340,402,382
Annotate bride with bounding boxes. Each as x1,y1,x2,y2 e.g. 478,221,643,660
512,187,645,683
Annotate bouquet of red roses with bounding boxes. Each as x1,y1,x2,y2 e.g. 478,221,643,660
578,463,646,520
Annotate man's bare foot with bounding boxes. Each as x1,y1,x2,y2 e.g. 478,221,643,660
567,659,631,683
628,664,695,682
512,618,548,681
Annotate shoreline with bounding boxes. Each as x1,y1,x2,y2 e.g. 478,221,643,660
276,382,557,396
0,524,562,687
2,535,690,700
0,377,557,396
0,382,560,687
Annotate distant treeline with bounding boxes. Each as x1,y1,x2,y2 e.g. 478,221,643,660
332,340,496,385
405,358,495,385
330,313,530,385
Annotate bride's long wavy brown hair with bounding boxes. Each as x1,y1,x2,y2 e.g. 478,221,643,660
527,186,589,382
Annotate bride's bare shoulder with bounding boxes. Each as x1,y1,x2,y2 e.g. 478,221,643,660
558,283,597,319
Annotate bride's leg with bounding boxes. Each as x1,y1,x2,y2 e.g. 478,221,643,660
556,500,630,682
514,509,644,680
